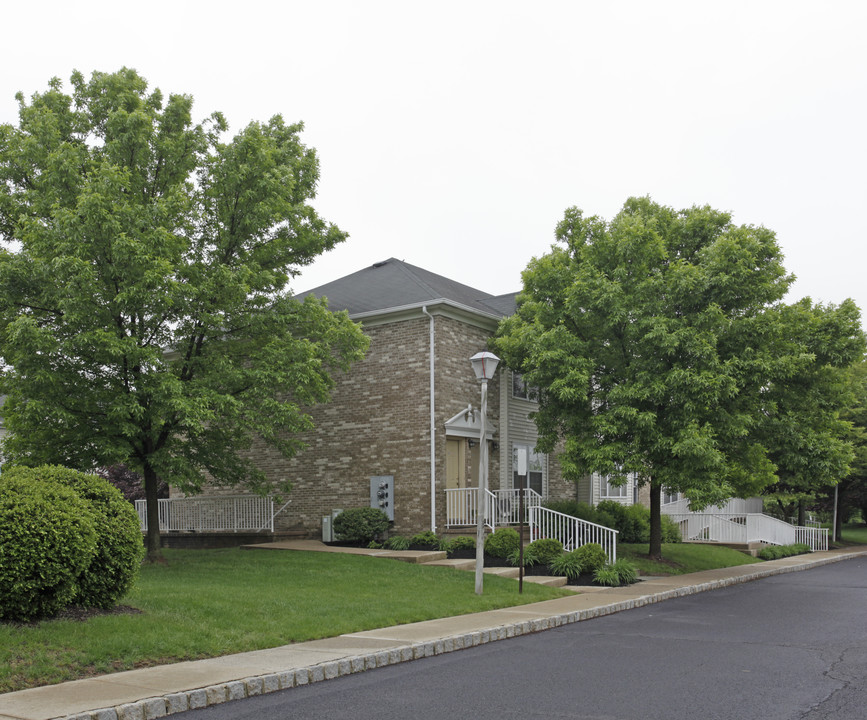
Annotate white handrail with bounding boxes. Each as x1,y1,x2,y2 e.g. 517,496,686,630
135,496,275,533
528,505,618,564
445,487,543,529
666,511,828,551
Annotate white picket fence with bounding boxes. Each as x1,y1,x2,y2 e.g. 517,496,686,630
663,500,828,552
444,487,543,529
528,506,618,564
135,496,275,533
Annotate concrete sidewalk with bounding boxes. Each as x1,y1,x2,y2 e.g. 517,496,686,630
3,546,866,720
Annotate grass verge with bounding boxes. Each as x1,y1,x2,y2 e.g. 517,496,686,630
618,543,762,576
0,548,570,693
840,522,867,545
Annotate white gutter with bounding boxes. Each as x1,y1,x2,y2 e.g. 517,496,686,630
422,305,436,532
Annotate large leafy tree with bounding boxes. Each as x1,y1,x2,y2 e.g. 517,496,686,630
0,69,369,558
758,301,864,526
494,197,860,558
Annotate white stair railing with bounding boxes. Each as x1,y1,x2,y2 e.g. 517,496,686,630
528,506,618,564
445,487,497,530
666,509,828,551
135,496,275,533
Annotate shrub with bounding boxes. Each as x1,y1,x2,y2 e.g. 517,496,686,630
543,500,598,523
610,559,638,585
573,542,608,573
0,473,98,621
548,550,583,580
507,545,539,567
7,466,145,609
446,536,475,554
661,514,682,543
409,531,439,548
332,508,390,543
484,527,520,558
384,535,411,550
593,565,622,587
758,543,812,560
527,538,564,565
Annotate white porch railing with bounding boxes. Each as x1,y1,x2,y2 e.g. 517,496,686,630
661,497,764,515
445,487,543,529
665,511,828,552
135,496,275,533
528,506,618,564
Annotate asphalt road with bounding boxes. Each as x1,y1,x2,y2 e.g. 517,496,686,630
178,557,867,720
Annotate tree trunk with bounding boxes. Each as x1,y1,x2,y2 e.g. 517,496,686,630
649,480,663,560
143,463,163,561
797,498,806,526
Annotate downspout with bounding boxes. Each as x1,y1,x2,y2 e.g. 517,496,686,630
422,306,436,532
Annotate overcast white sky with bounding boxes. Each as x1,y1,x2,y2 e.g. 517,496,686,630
3,1,865,312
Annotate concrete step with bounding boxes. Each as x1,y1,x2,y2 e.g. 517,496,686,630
483,566,520,579
423,558,476,571
522,574,568,587
382,550,447,564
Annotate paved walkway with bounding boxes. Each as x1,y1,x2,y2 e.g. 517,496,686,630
3,544,866,720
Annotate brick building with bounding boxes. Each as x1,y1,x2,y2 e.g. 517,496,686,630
195,258,637,537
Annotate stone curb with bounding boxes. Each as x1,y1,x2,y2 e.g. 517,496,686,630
53,549,866,720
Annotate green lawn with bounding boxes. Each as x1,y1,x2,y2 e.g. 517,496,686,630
619,543,762,576
840,522,867,545
0,548,570,693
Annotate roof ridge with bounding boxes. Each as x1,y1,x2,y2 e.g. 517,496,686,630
385,258,445,299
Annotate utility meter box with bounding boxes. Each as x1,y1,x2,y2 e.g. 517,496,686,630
322,508,343,542
370,476,394,521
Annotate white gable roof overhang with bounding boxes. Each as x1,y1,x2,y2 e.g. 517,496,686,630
349,299,502,331
444,404,497,440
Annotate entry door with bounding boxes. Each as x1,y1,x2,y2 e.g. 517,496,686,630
446,438,467,523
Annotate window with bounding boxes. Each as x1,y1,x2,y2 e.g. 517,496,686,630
663,489,680,505
512,372,539,401
601,477,629,500
512,443,545,496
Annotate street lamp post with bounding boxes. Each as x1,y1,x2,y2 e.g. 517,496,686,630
470,351,499,595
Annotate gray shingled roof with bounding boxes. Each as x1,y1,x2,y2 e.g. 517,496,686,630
298,258,517,317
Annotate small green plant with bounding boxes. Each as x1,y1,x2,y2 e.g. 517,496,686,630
409,531,440,548
548,550,583,580
593,565,621,586
384,535,411,550
573,542,608,573
332,508,390,544
610,559,638,585
507,545,539,567
445,536,476,554
527,538,564,565
368,540,383,549
484,527,521,558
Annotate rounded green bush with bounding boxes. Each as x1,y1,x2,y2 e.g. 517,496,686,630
573,542,608,573
527,537,564,565
446,536,475,554
484,527,521,558
10,466,145,609
0,474,98,621
409,531,439,548
333,508,390,543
